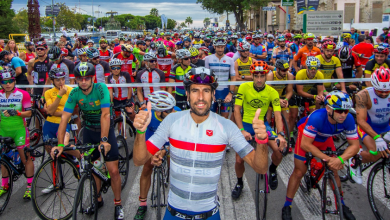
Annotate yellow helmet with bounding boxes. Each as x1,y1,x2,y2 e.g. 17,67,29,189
341,33,351,39
188,47,199,57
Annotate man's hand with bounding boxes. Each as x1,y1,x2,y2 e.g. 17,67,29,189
375,137,390,158
323,156,343,170
58,85,68,97
151,150,166,166
276,135,287,152
252,109,267,140
241,130,252,141
50,146,64,159
280,99,288,108
224,92,232,103
134,102,152,132
348,84,357,91
99,142,111,156
315,95,325,103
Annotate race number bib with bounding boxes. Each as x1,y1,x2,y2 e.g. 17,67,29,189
32,71,38,84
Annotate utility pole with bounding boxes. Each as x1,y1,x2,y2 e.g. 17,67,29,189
52,0,56,42
92,0,95,33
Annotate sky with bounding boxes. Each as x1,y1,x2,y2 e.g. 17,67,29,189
12,0,215,28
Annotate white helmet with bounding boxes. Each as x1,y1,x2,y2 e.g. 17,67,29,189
237,42,251,51
336,42,344,50
148,91,176,111
144,52,157,61
77,48,87,56
176,49,191,59
109,58,123,67
213,37,227,46
306,56,321,68
371,67,390,91
267,34,274,39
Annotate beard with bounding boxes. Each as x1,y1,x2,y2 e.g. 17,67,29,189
189,96,212,117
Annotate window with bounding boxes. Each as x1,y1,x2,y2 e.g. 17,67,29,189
344,3,355,23
372,2,383,23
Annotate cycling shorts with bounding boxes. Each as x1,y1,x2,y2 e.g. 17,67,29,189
294,122,335,161
357,125,390,141
163,205,220,220
83,127,119,162
211,88,231,113
0,127,29,150
242,121,278,144
43,121,71,142
289,94,316,109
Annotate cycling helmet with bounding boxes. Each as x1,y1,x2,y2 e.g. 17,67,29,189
293,34,302,39
47,46,62,60
250,61,269,74
109,58,123,67
341,33,351,39
77,48,87,56
136,40,146,45
143,52,157,61
121,44,133,52
338,46,351,62
74,62,95,78
48,67,66,79
61,48,68,57
336,42,344,50
325,91,353,110
148,91,176,111
183,37,191,43
157,44,167,57
165,32,171,36
245,35,252,40
176,49,191,59
175,41,184,46
237,42,251,51
150,42,156,49
0,69,16,80
99,38,108,44
159,32,165,36
231,35,238,39
253,34,261,39
322,41,336,50
183,67,218,91
119,37,126,41
213,37,227,46
199,46,210,56
285,33,292,38
267,34,274,39
193,44,201,50
304,33,315,39
194,33,200,38
0,51,10,60
305,56,321,68
86,47,100,59
371,67,390,91
78,37,88,45
313,39,318,43
374,46,389,55
174,32,179,36
144,37,152,41
35,41,48,49
275,59,290,70
277,35,286,42
24,41,34,48
87,39,94,44
200,34,205,39
189,47,199,57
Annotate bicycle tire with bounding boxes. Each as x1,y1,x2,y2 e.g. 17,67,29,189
255,173,268,220
113,117,134,160
156,169,162,220
77,126,84,144
335,141,349,182
72,174,98,220
273,113,290,156
116,135,129,189
299,173,311,194
367,161,390,220
321,174,343,220
31,157,80,220
0,160,13,214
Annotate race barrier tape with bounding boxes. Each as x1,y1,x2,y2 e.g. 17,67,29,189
14,78,371,88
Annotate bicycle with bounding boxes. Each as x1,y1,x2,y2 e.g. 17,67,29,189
26,94,46,161
31,138,81,220
299,148,345,219
72,142,129,220
267,111,290,156
0,136,42,214
113,102,137,158
150,146,170,220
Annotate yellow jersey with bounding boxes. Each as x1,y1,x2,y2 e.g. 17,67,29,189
269,71,287,97
236,83,281,123
295,69,324,93
237,57,252,76
45,85,73,124
315,55,341,88
192,40,204,46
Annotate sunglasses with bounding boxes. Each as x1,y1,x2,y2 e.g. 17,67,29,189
252,71,267,75
1,79,15,84
149,60,157,63
111,66,121,70
375,90,390,94
36,48,45,51
309,67,318,70
191,56,199,59
280,69,289,72
333,109,349,114
183,57,190,60
163,108,174,114
188,74,216,84
241,49,250,52
76,76,92,82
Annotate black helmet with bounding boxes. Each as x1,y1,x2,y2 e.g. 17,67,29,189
86,47,100,59
150,42,156,49
24,41,34,48
275,59,289,70
78,36,88,45
74,62,95,78
49,67,66,79
183,67,218,91
338,46,351,62
136,40,146,45
48,46,62,60
157,44,166,57
0,50,10,60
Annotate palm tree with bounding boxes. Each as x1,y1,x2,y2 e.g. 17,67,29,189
150,8,159,17
203,17,210,25
180,22,187,28
185,16,193,28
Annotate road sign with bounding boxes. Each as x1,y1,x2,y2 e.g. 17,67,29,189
262,7,276,11
282,0,294,7
303,11,343,35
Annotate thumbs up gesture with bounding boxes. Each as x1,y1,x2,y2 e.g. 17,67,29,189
252,109,268,141
134,101,152,132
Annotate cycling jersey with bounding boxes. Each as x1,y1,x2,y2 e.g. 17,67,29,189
44,85,73,124
170,64,197,96
295,69,324,93
364,59,390,75
351,43,374,66
99,49,113,63
316,55,342,88
157,54,174,81
113,52,138,81
135,68,165,100
91,60,110,83
235,83,281,123
145,106,181,141
132,47,146,69
10,57,28,85
25,52,36,64
50,58,75,85
294,45,321,66
266,41,275,61
32,56,51,95
146,110,252,213
270,71,287,97
362,87,390,129
250,44,266,61
163,40,175,49
290,43,299,56
205,54,235,91
64,83,112,129
340,53,361,79
237,57,252,76
192,40,204,46
107,72,132,101
272,47,293,61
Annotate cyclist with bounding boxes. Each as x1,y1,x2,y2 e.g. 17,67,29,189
250,34,267,61
87,39,94,48
183,37,191,50
48,46,76,85
26,41,50,97
293,33,321,72
265,34,275,62
316,41,346,93
205,37,236,119
113,44,138,82
364,46,390,87
282,91,359,220
133,66,270,220
341,33,352,47
86,47,110,83
0,50,29,87
337,46,363,93
192,33,204,47
351,67,390,184
133,40,147,70
272,36,293,67
52,62,124,219
189,47,205,67
0,69,34,200
233,61,287,199
20,42,36,65
156,43,175,81
133,91,180,220
75,48,89,65
99,38,113,63
136,52,166,110
234,42,253,83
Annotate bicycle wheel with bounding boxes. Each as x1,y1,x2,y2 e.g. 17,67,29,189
73,174,98,220
77,126,85,144
299,173,311,194
114,117,134,160
0,160,13,214
156,169,162,220
116,135,129,189
321,174,343,220
32,157,80,220
335,142,349,182
273,113,290,156
255,173,268,220
367,162,390,220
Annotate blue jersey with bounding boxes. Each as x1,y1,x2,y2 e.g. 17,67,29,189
145,106,181,142
298,108,358,142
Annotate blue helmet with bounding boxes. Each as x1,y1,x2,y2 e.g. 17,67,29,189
325,91,353,110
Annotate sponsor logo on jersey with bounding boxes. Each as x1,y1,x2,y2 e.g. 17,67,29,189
206,130,213,136
306,125,316,131
0,99,21,103
374,98,378,105
95,100,101,106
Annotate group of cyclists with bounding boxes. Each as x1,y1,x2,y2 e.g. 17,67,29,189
0,26,389,220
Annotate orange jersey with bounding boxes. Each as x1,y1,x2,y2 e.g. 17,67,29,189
294,45,321,66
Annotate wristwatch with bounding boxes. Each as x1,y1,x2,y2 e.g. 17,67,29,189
278,131,285,137
101,136,108,142
229,90,234,94
140,101,146,106
241,75,245,79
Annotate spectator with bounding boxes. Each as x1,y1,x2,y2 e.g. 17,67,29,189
380,27,389,39
376,35,385,45
364,30,369,37
114,38,120,47
365,36,374,45
5,39,19,57
350,27,359,43
60,35,73,52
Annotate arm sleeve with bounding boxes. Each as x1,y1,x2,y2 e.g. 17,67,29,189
272,48,277,58
157,69,165,82
146,113,173,155
270,89,281,112
68,61,75,78
229,58,235,76
364,61,374,75
335,57,342,68
21,90,32,110
106,75,112,89
103,62,110,77
11,58,22,68
169,66,176,79
352,53,361,67
125,72,132,83
344,114,358,140
135,70,143,83
97,83,111,108
133,55,138,63
235,83,245,106
294,49,302,61
227,120,254,158
205,56,209,68
64,89,77,113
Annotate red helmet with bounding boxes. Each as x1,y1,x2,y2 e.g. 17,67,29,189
245,35,252,40
371,67,390,91
322,40,336,50
285,33,292,38
199,46,210,56
374,46,389,55
61,48,68,57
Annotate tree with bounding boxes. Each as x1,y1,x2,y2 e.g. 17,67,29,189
185,16,193,28
179,22,187,28
55,5,81,30
150,8,159,17
13,8,29,33
203,17,210,26
196,0,270,30
167,18,177,29
0,0,20,39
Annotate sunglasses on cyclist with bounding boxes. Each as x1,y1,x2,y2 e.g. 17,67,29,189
280,69,289,72
333,109,349,114
163,108,174,114
188,74,216,84
183,57,190,61
36,48,46,51
1,79,15,84
375,90,390,94
309,66,318,70
191,56,199,59
111,66,121,70
149,60,157,63
252,71,268,75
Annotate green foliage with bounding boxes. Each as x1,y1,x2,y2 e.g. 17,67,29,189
0,0,20,39
150,8,159,17
55,5,81,30
13,8,28,33
185,16,193,27
180,22,187,28
167,18,177,29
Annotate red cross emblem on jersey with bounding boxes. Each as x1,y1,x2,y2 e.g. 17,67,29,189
223,60,226,63
206,130,213,136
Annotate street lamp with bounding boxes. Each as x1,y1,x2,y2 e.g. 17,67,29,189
98,5,100,30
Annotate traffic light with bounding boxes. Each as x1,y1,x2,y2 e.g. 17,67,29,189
272,13,277,25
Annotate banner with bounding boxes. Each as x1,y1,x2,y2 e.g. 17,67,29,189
160,14,167,29
297,0,319,14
